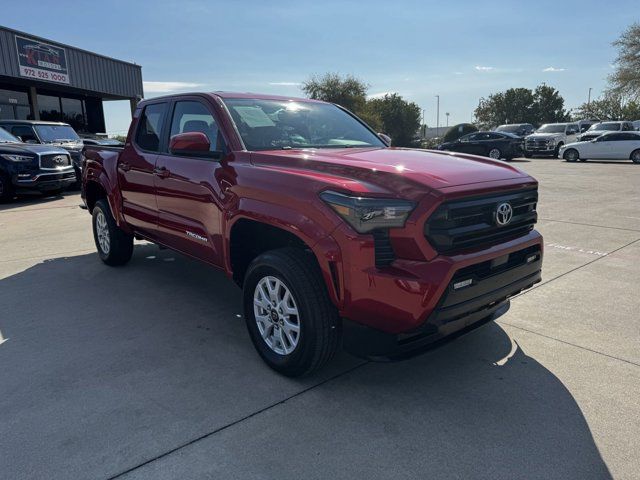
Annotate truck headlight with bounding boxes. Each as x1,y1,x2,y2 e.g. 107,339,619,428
547,138,556,146
1,154,34,162
320,191,415,233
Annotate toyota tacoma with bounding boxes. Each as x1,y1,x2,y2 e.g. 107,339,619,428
82,92,543,376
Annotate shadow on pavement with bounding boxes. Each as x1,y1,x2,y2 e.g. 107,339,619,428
0,189,78,212
0,245,612,479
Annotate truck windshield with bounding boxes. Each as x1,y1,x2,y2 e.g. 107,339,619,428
0,127,20,143
222,98,386,151
34,124,80,143
589,123,621,131
537,124,566,133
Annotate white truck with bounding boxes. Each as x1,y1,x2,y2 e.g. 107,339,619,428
524,122,580,158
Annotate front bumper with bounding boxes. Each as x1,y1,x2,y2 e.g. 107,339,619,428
13,169,76,192
339,232,543,358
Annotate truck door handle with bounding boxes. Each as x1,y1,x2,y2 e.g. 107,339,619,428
154,166,170,178
119,162,131,172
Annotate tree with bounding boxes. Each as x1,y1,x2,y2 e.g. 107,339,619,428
609,22,640,101
533,84,569,124
572,93,640,120
474,85,568,128
301,73,368,114
474,88,535,128
366,94,421,147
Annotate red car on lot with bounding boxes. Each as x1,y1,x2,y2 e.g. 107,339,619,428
82,92,542,376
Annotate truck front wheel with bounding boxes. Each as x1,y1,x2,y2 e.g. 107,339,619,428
243,248,340,377
92,199,133,266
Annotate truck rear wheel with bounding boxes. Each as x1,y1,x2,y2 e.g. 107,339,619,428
243,248,340,377
92,199,133,266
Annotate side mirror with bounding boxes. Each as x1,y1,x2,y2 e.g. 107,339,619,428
169,132,221,159
378,133,392,145
25,139,39,144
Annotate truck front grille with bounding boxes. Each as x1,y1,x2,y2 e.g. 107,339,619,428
525,139,551,150
424,188,538,254
40,154,71,169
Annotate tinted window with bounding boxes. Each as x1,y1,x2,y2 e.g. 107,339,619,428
622,123,634,131
170,101,222,151
136,103,167,152
485,133,504,140
11,125,38,142
0,127,20,143
607,133,640,141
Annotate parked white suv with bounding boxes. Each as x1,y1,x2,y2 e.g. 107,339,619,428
524,123,580,158
577,121,636,142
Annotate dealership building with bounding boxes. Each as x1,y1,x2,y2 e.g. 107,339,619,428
0,25,143,133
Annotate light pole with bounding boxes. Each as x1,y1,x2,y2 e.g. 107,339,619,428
446,112,450,127
435,95,440,138
587,88,592,117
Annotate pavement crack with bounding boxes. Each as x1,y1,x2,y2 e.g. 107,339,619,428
105,360,369,480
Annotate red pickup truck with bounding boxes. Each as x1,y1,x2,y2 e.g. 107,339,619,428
82,92,542,376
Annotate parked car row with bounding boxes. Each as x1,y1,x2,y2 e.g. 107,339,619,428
437,120,640,164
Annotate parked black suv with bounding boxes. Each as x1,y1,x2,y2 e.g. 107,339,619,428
0,127,75,202
0,120,84,185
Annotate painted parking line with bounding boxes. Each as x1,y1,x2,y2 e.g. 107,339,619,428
546,242,609,257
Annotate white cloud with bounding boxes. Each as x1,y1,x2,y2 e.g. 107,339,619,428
367,91,396,99
543,67,566,72
268,82,302,86
143,81,204,93
475,65,494,71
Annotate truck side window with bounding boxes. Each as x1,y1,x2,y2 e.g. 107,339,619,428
11,125,38,142
169,101,223,152
135,103,167,152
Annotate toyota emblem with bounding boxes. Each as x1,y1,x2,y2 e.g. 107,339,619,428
495,202,513,226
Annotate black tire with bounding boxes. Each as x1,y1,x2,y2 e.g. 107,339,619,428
92,199,133,266
524,152,533,158
0,173,14,203
243,248,340,377
631,149,640,164
563,148,580,162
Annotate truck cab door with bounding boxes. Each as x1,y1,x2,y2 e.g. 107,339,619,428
153,98,231,267
117,102,167,235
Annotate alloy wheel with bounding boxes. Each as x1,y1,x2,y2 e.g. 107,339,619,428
253,276,300,355
489,148,501,159
95,210,111,255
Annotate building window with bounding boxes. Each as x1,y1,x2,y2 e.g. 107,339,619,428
37,94,61,121
61,97,87,132
0,87,32,120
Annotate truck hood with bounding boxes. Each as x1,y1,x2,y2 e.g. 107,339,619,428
527,132,564,140
0,142,69,156
250,147,531,199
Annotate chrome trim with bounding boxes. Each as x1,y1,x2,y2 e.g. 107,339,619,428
16,169,75,182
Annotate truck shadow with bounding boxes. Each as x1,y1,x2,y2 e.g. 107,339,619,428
0,245,612,479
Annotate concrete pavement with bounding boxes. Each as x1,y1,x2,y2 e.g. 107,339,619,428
1,158,638,479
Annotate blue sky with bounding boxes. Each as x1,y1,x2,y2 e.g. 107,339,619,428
2,0,637,134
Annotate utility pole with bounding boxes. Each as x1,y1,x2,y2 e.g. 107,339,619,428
435,95,440,138
587,87,592,117
446,112,450,128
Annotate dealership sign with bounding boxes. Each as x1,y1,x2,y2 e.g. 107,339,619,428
15,35,70,84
